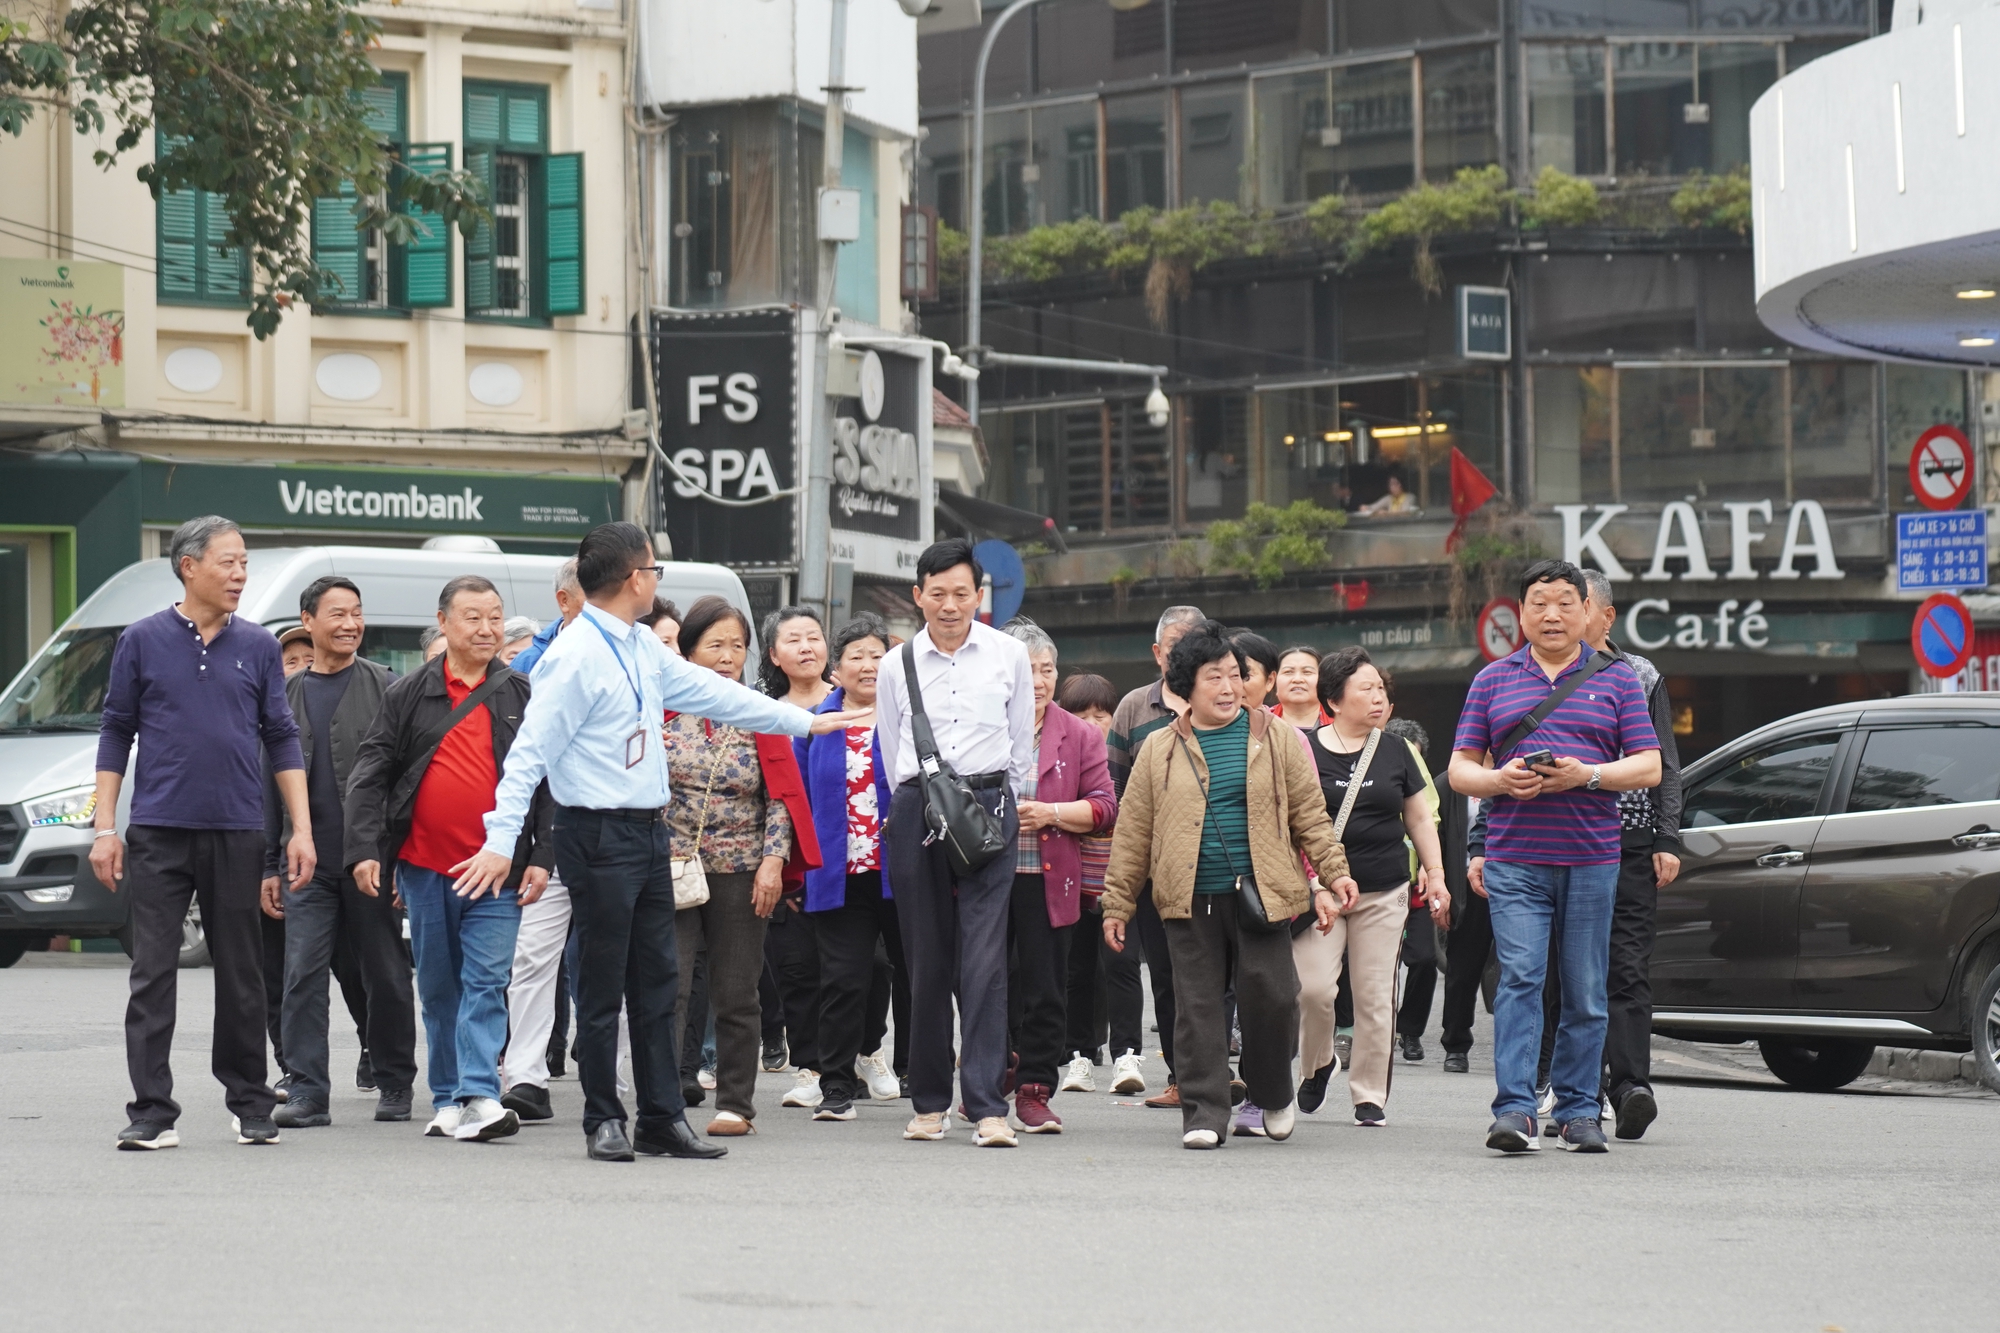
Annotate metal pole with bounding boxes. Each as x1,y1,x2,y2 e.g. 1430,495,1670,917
967,0,1049,423
800,0,851,617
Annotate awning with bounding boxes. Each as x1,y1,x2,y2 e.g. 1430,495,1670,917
934,489,1068,554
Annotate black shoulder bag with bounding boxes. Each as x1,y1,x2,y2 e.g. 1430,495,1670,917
901,644,1009,875
1492,650,1615,761
388,663,514,813
1174,728,1287,934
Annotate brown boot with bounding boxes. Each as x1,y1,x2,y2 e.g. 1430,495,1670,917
1143,1083,1181,1109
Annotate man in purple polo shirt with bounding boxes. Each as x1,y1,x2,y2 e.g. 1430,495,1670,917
1449,559,1659,1155
91,516,317,1150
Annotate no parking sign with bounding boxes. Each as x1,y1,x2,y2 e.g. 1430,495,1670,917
1912,592,1977,679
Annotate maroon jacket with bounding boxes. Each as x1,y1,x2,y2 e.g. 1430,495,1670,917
1026,704,1118,928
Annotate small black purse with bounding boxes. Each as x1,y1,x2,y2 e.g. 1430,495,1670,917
1176,731,1286,934
903,644,1009,876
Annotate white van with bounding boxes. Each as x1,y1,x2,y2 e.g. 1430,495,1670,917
0,540,754,966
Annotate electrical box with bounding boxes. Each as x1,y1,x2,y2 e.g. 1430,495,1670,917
819,188,863,243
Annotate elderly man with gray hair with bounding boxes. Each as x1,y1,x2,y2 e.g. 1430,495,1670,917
496,556,586,1121
1100,603,1208,1108
93,515,316,1150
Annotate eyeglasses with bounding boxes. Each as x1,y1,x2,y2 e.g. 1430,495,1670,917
639,564,665,579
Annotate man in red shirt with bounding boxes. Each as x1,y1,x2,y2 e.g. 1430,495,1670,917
344,575,553,1143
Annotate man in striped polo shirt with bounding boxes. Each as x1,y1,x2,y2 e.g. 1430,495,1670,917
1449,560,1660,1155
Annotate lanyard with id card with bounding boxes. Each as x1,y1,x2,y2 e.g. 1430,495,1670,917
588,616,650,769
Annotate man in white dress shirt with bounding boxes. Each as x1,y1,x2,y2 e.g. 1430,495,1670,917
453,523,854,1162
875,539,1036,1147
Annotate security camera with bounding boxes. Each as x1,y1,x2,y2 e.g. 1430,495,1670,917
896,0,933,15
1145,385,1171,429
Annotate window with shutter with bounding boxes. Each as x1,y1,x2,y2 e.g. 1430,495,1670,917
311,73,406,311
396,142,454,309
540,152,585,317
155,134,249,306
464,80,553,322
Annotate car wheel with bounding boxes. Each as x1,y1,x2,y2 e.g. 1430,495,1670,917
1971,964,2000,1095
0,934,30,968
178,903,210,969
1758,1037,1875,1091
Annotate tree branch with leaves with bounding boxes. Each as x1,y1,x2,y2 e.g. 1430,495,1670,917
2,0,487,337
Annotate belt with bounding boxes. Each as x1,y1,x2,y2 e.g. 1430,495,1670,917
898,770,1009,791
564,805,663,823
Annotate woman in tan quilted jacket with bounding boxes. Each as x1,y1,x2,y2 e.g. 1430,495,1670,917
1100,620,1357,1149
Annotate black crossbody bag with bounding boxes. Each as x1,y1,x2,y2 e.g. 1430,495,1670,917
388,664,513,814
1492,650,1615,761
902,644,1009,875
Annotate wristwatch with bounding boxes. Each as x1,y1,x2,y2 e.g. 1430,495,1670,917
1585,766,1602,792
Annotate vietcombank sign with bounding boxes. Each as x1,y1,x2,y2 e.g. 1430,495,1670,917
141,462,621,537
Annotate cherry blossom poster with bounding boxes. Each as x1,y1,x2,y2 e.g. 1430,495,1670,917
2,259,124,408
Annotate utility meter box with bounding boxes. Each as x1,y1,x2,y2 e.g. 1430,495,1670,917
818,188,862,243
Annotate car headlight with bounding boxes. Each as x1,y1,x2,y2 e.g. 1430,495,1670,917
23,885,72,903
23,786,97,827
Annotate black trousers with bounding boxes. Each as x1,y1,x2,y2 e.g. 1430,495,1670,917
124,826,273,1126
678,948,710,1085
555,806,683,1135
1604,846,1659,1100
1132,884,1177,1077
279,872,417,1104
763,901,820,1073
872,938,909,1076
1007,874,1075,1090
1442,886,1494,1057
1066,901,1127,1060
261,912,289,1075
1398,913,1440,1038
888,781,1018,1121
811,871,906,1103
1162,895,1300,1137
1097,901,1151,1061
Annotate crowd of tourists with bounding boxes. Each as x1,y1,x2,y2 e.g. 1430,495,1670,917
96,514,1677,1157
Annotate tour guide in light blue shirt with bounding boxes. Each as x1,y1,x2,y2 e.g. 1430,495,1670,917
452,522,855,1163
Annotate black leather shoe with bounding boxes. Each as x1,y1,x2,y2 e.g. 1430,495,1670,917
1399,1035,1426,1063
587,1121,635,1161
634,1118,727,1160
1443,1052,1470,1074
355,1050,377,1092
681,1080,706,1108
501,1083,553,1121
547,1049,567,1080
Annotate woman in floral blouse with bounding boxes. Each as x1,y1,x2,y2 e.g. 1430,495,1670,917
667,596,820,1138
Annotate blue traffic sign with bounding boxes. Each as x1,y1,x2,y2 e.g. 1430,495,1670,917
1912,592,1977,678
974,539,1027,628
1896,510,1988,592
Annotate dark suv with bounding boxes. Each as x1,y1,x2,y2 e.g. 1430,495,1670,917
1655,694,2000,1093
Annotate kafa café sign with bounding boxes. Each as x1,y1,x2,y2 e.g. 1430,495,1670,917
1556,498,1846,652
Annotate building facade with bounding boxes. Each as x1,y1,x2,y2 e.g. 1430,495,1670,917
0,0,641,681
915,0,1985,760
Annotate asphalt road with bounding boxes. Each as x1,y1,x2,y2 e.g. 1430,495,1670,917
5,953,1996,1333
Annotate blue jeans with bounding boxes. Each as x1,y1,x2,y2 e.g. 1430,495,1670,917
1483,859,1619,1125
398,862,520,1108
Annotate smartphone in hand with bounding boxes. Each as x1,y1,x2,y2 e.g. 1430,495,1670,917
1521,748,1556,770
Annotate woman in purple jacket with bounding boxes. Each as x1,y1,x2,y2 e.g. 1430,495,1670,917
1002,618,1118,1134
793,614,899,1123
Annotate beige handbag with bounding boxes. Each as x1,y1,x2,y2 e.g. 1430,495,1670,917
670,730,721,909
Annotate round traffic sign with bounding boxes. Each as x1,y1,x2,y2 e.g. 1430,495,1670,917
1912,591,1977,678
1477,597,1523,662
972,539,1026,627
1909,424,1974,511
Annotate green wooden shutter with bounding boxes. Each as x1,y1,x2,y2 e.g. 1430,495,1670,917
465,147,496,313
200,191,249,301
157,186,201,299
360,77,403,138
541,152,584,317
395,142,454,309
311,183,365,303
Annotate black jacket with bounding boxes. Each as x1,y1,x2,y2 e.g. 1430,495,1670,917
342,656,552,888
266,657,394,863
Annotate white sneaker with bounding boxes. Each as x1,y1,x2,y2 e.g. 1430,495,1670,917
781,1070,823,1108
1059,1055,1096,1093
452,1097,520,1142
903,1111,948,1140
1111,1051,1147,1095
697,1067,717,1091
856,1052,900,1101
1264,1102,1296,1141
424,1105,462,1138
1183,1128,1220,1149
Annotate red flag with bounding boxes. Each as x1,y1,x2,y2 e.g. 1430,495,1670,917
1447,447,1498,552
